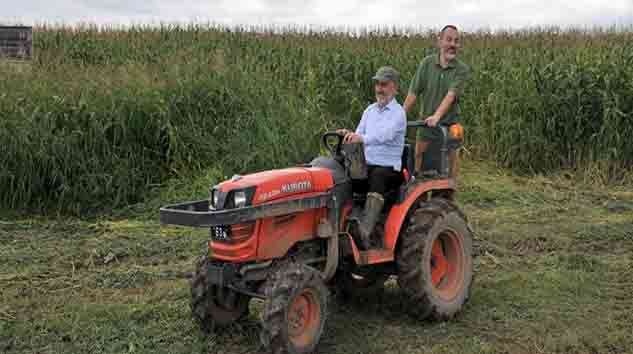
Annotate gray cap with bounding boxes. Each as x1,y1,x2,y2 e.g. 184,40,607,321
372,66,399,83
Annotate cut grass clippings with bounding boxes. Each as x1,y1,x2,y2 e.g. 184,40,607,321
1,160,632,354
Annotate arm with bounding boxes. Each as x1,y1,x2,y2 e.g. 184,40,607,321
403,94,417,114
405,61,425,114
343,108,368,143
355,112,367,135
425,64,471,127
424,92,456,126
338,108,369,136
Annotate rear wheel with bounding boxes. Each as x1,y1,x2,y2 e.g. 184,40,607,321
190,256,250,331
260,263,328,354
396,198,473,320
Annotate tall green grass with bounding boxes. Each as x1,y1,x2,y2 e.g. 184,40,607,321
1,25,632,213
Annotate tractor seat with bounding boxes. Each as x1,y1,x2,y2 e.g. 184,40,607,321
352,144,414,205
401,144,415,182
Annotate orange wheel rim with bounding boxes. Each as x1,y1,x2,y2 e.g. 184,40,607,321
429,230,465,301
287,288,321,347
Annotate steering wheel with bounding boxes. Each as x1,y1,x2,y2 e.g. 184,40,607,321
321,131,344,157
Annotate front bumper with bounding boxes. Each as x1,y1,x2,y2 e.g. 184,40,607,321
159,192,332,227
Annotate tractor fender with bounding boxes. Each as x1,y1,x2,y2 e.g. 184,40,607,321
320,196,347,282
383,179,456,251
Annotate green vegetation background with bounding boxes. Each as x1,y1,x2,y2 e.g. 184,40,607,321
1,25,632,213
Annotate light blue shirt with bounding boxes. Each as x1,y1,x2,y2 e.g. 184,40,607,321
356,98,406,171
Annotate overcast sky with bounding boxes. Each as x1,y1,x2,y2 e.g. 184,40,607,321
2,0,632,30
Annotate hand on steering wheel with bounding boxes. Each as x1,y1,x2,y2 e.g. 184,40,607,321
343,132,363,144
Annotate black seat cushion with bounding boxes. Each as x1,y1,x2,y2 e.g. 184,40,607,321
401,144,414,175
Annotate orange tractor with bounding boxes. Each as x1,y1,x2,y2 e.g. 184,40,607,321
160,122,473,354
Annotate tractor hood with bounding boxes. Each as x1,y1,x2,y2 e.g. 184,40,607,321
216,167,334,205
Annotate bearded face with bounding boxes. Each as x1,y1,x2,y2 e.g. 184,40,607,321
439,27,460,61
375,81,397,107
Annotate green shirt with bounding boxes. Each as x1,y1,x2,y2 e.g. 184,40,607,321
408,54,471,126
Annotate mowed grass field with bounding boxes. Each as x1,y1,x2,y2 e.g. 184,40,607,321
2,160,632,354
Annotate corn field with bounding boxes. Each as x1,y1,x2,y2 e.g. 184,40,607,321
1,24,632,213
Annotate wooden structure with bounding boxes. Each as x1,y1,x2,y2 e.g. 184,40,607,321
0,26,32,60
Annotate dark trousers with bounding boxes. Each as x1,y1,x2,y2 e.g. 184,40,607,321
352,165,404,197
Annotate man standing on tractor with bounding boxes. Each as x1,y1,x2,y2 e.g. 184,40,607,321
403,25,471,178
339,66,407,250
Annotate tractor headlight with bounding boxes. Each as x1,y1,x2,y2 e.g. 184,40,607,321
226,187,255,209
209,188,219,210
233,191,247,208
209,186,255,210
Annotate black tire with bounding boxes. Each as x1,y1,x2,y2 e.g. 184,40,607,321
260,263,328,354
396,198,473,321
190,256,250,332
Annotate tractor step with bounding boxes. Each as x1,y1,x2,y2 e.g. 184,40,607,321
357,248,394,265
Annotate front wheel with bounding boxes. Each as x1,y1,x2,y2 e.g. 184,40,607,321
190,256,250,332
260,263,328,354
397,198,473,321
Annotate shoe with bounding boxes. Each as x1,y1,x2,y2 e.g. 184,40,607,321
349,192,384,250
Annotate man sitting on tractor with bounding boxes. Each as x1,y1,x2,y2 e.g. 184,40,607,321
338,66,407,250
